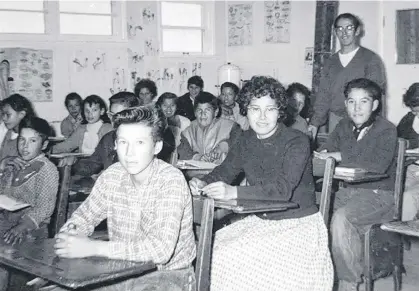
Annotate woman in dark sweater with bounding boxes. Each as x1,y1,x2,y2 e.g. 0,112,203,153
397,83,419,221
189,76,333,290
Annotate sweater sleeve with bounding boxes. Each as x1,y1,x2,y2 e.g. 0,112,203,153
340,127,397,174
52,126,83,153
236,135,311,201
60,117,72,138
397,113,419,149
177,134,195,160
310,59,333,127
158,128,176,163
72,137,106,176
365,53,386,93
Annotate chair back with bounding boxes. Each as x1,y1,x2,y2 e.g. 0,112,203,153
192,197,214,291
313,157,336,225
49,164,71,236
394,138,407,221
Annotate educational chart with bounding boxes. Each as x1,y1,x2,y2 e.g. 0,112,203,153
0,48,53,102
264,1,291,43
228,3,253,46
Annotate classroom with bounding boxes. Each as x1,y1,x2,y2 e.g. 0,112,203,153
1,1,419,290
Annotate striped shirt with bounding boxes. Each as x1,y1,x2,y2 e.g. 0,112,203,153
62,158,196,270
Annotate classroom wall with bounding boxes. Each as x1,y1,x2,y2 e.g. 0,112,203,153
225,1,316,88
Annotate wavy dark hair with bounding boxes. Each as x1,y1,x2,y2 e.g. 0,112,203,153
109,91,140,108
237,76,288,123
2,93,36,119
134,79,158,99
81,95,111,124
113,105,167,142
193,92,222,118
156,92,178,108
403,83,419,108
284,83,311,127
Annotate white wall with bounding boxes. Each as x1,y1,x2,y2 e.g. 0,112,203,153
226,1,316,88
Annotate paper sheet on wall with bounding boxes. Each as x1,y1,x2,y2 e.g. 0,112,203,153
0,48,53,102
144,37,159,56
161,67,177,92
228,4,253,46
178,62,190,94
264,1,291,43
192,62,202,76
127,16,143,40
142,6,156,25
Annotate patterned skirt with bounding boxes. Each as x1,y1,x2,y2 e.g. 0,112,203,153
210,212,334,291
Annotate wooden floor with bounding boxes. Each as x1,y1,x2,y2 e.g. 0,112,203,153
7,239,419,290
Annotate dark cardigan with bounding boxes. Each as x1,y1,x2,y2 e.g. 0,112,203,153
202,123,318,221
320,116,397,190
176,93,196,121
397,112,419,149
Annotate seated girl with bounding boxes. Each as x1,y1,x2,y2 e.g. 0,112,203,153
52,95,112,154
134,78,158,105
219,81,249,130
61,92,83,138
156,92,190,147
284,82,311,134
0,94,36,161
0,116,59,291
189,76,333,291
397,83,419,221
177,92,239,164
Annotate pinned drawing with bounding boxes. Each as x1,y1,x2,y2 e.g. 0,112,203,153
110,68,127,95
192,62,202,76
228,3,253,46
144,38,159,56
264,1,291,43
73,50,89,72
130,68,142,91
178,62,190,93
127,16,143,39
145,68,161,86
92,52,106,71
128,48,144,65
161,67,177,91
142,7,155,25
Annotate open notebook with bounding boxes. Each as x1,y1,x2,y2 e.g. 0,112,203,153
0,195,31,211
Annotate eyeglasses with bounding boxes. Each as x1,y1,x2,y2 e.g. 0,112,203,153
335,25,355,32
247,106,279,117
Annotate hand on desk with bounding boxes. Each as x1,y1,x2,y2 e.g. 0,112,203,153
313,151,342,162
3,219,33,245
189,178,237,200
189,178,207,196
54,228,97,259
58,156,77,167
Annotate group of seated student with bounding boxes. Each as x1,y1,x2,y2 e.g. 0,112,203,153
0,70,412,291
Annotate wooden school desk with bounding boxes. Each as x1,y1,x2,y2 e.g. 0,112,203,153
0,238,155,289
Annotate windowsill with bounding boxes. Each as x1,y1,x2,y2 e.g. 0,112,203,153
0,33,128,43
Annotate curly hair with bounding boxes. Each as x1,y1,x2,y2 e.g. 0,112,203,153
237,76,288,122
81,95,111,124
403,83,419,108
134,79,158,99
113,105,167,142
221,82,240,95
109,91,140,108
286,82,311,119
155,92,178,108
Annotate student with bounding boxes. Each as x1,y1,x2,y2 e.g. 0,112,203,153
178,92,238,165
134,78,158,104
397,83,419,221
156,92,190,147
61,92,83,138
315,78,396,291
0,94,36,161
52,95,112,155
308,13,386,139
0,101,7,147
284,82,311,135
71,91,140,177
176,76,204,121
219,82,249,130
53,106,196,291
189,76,333,290
0,117,59,291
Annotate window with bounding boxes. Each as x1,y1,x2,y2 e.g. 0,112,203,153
59,1,113,36
159,1,214,55
0,0,124,41
0,1,45,34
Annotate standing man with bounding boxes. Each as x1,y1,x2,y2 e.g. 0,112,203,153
308,13,386,139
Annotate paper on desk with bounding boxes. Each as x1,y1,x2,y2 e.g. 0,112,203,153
177,160,217,170
0,195,31,211
334,167,367,175
49,152,90,159
406,148,419,154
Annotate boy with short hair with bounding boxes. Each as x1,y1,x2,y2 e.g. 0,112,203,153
315,78,397,291
61,92,83,138
0,116,59,291
53,105,196,291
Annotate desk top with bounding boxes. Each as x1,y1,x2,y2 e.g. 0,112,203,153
0,239,155,289
381,220,419,238
50,152,90,159
197,197,298,214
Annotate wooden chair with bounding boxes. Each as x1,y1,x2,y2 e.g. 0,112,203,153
192,197,215,291
364,138,407,291
313,157,336,225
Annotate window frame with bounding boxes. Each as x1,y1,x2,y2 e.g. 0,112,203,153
0,0,126,43
158,0,215,57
